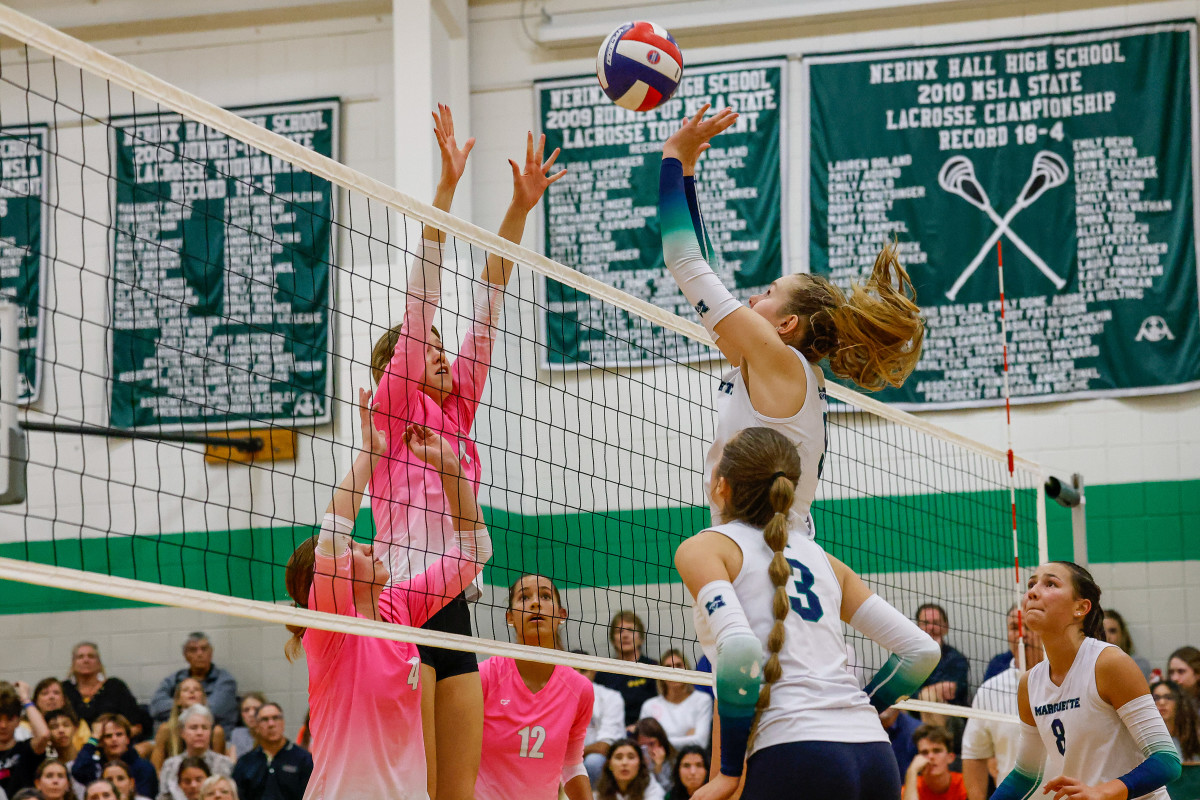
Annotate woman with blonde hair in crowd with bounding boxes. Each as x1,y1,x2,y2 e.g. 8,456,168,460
675,427,939,800
596,739,664,800
196,776,236,800
62,644,142,738
638,649,712,750
150,680,226,770
103,760,153,800
157,706,232,800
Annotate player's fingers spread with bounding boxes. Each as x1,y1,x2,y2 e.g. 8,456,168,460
542,147,561,170
692,102,711,123
509,158,520,178
546,168,568,185
461,138,475,157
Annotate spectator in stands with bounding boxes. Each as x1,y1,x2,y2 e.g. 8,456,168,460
637,650,712,750
11,789,44,800
595,612,658,727
168,758,208,800
1169,646,1200,709
664,745,707,800
150,636,239,733
29,681,89,753
961,609,1044,799
42,710,85,798
632,718,674,793
0,681,49,797
62,645,142,739
595,739,664,800
72,713,156,799
151,681,226,771
915,603,970,706
903,724,966,800
103,760,152,800
1153,679,1200,763
157,706,231,800
881,706,921,777
197,776,236,800
1104,609,1153,680
225,695,263,762
85,780,120,800
980,604,1020,683
230,702,309,800
570,652,625,787
31,760,69,800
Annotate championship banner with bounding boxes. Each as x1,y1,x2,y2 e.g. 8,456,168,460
806,23,1200,408
538,59,786,367
110,99,338,429
0,124,47,404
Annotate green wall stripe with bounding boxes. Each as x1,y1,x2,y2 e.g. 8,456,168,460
0,479,1194,615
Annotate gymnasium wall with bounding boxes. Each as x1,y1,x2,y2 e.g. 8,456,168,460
0,0,1197,740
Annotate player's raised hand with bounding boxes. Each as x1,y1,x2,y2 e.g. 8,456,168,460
404,423,460,473
357,387,387,461
662,103,739,170
433,103,475,189
510,131,566,213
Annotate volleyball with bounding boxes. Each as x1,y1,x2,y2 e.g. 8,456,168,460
595,21,683,111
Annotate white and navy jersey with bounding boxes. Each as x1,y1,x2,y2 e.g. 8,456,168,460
705,347,827,535
1027,637,1168,800
692,520,886,752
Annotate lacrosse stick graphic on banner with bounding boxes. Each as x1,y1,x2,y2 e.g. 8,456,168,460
941,151,1070,301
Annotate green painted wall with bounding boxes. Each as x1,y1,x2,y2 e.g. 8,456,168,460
0,479,1194,615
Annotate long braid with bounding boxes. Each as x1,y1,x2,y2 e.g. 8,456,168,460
746,474,795,750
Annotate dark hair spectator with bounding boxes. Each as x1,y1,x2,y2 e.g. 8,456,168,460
32,758,71,800
227,694,266,761
43,706,83,769
596,738,662,800
71,713,157,798
665,745,708,800
100,759,148,800
1103,610,1153,680
12,788,46,800
595,611,658,727
1169,646,1200,707
904,724,964,799
1152,679,1200,762
638,650,712,751
151,679,227,770
149,634,240,733
231,702,311,800
174,757,211,800
0,680,49,798
632,717,675,792
61,643,143,740
914,603,970,706
84,779,120,800
159,706,233,800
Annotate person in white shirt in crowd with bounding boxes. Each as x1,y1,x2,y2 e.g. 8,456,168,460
638,650,712,751
961,605,1044,800
572,652,627,787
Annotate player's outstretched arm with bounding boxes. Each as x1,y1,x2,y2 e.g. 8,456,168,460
320,387,387,556
424,103,474,242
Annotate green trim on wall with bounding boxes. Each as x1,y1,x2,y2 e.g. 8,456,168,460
1,479,1195,615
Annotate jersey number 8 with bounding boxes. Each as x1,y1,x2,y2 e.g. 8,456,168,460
784,557,824,622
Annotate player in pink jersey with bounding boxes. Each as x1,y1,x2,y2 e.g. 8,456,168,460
283,388,492,800
475,575,594,800
369,105,566,800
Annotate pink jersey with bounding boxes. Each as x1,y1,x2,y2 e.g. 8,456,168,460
302,531,482,800
371,239,499,596
475,657,594,800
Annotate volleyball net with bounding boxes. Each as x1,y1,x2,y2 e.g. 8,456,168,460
0,4,1047,717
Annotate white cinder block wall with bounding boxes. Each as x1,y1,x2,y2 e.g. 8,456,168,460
2,0,1199,741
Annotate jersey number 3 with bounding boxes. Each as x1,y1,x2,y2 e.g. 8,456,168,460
518,725,546,759
785,557,824,621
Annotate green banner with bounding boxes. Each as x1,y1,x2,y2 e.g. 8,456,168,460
538,59,786,367
0,125,47,404
110,99,338,429
807,24,1200,408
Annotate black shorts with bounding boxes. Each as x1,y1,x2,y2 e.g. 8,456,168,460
416,592,479,680
740,741,900,800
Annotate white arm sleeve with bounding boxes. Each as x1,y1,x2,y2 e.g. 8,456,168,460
1117,694,1179,755
408,236,445,297
561,762,587,784
315,513,354,558
453,525,493,564
473,279,505,329
1012,722,1047,776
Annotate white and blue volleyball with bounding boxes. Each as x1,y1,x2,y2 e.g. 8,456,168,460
596,22,683,112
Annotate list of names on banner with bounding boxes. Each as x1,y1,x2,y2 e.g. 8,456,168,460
0,125,47,403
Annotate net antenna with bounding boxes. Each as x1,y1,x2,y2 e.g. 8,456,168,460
0,301,27,505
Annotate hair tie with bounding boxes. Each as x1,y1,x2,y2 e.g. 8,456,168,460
771,471,788,481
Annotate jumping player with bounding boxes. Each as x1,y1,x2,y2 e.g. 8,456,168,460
659,105,924,531
474,574,593,800
991,562,1181,800
675,427,940,800
283,389,492,799
369,106,565,800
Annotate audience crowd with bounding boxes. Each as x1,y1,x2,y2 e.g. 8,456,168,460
1,608,1196,800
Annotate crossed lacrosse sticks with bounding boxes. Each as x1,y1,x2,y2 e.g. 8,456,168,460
939,151,1069,301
